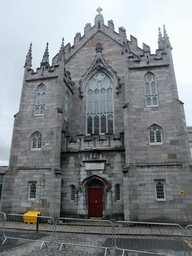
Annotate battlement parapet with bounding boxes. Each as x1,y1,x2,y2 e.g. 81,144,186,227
52,14,127,65
25,64,59,81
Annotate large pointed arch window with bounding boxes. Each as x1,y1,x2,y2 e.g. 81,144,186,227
86,72,114,134
144,72,158,107
34,84,46,115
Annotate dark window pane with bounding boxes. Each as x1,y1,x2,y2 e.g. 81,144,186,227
156,131,161,142
87,116,92,134
150,131,155,143
108,115,113,133
101,115,106,133
94,115,99,134
156,181,164,199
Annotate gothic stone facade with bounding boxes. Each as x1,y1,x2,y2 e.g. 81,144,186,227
1,11,192,222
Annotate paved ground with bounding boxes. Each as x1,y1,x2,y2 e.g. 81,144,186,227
0,239,113,256
0,236,187,256
0,219,189,255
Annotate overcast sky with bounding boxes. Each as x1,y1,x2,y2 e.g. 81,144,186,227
1,0,192,166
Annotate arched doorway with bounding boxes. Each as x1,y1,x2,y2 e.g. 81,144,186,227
87,179,103,218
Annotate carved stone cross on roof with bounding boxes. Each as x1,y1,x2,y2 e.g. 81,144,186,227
96,7,103,14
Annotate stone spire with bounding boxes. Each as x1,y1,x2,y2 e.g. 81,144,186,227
58,38,65,63
24,43,32,69
158,27,164,50
41,42,49,66
95,7,104,28
163,24,172,50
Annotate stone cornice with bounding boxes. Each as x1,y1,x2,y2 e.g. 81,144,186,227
135,162,182,168
128,63,169,70
25,75,58,82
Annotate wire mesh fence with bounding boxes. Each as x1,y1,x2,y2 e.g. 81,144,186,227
2,213,54,249
114,221,186,256
55,217,113,255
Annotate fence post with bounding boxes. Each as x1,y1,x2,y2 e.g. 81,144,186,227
36,214,40,233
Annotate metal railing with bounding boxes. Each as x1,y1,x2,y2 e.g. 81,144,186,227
0,212,191,255
0,212,6,242
55,217,113,255
114,221,186,256
2,213,54,249
185,224,192,255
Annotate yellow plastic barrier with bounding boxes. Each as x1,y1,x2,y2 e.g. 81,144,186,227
23,211,40,224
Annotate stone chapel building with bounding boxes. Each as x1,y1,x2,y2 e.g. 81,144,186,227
1,9,192,223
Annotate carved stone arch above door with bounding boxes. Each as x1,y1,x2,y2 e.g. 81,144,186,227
80,175,111,218
81,174,111,191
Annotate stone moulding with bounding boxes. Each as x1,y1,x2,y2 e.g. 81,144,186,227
128,63,169,70
78,42,121,98
25,75,58,82
135,162,182,168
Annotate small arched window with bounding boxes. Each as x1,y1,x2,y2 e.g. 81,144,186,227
144,72,158,107
28,182,37,199
155,180,165,200
70,185,76,201
149,124,162,144
35,84,46,115
115,184,120,201
31,132,42,149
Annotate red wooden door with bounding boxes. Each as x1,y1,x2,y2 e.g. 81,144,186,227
88,188,103,217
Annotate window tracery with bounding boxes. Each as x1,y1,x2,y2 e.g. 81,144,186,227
144,72,158,107
35,84,46,115
86,72,114,134
31,132,42,149
149,124,162,144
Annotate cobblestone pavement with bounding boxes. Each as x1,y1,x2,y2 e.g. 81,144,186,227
0,236,115,256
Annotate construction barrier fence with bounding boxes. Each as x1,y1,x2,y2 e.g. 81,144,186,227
185,224,192,256
0,212,6,242
115,221,186,256
2,213,54,249
55,217,113,255
1,212,192,255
